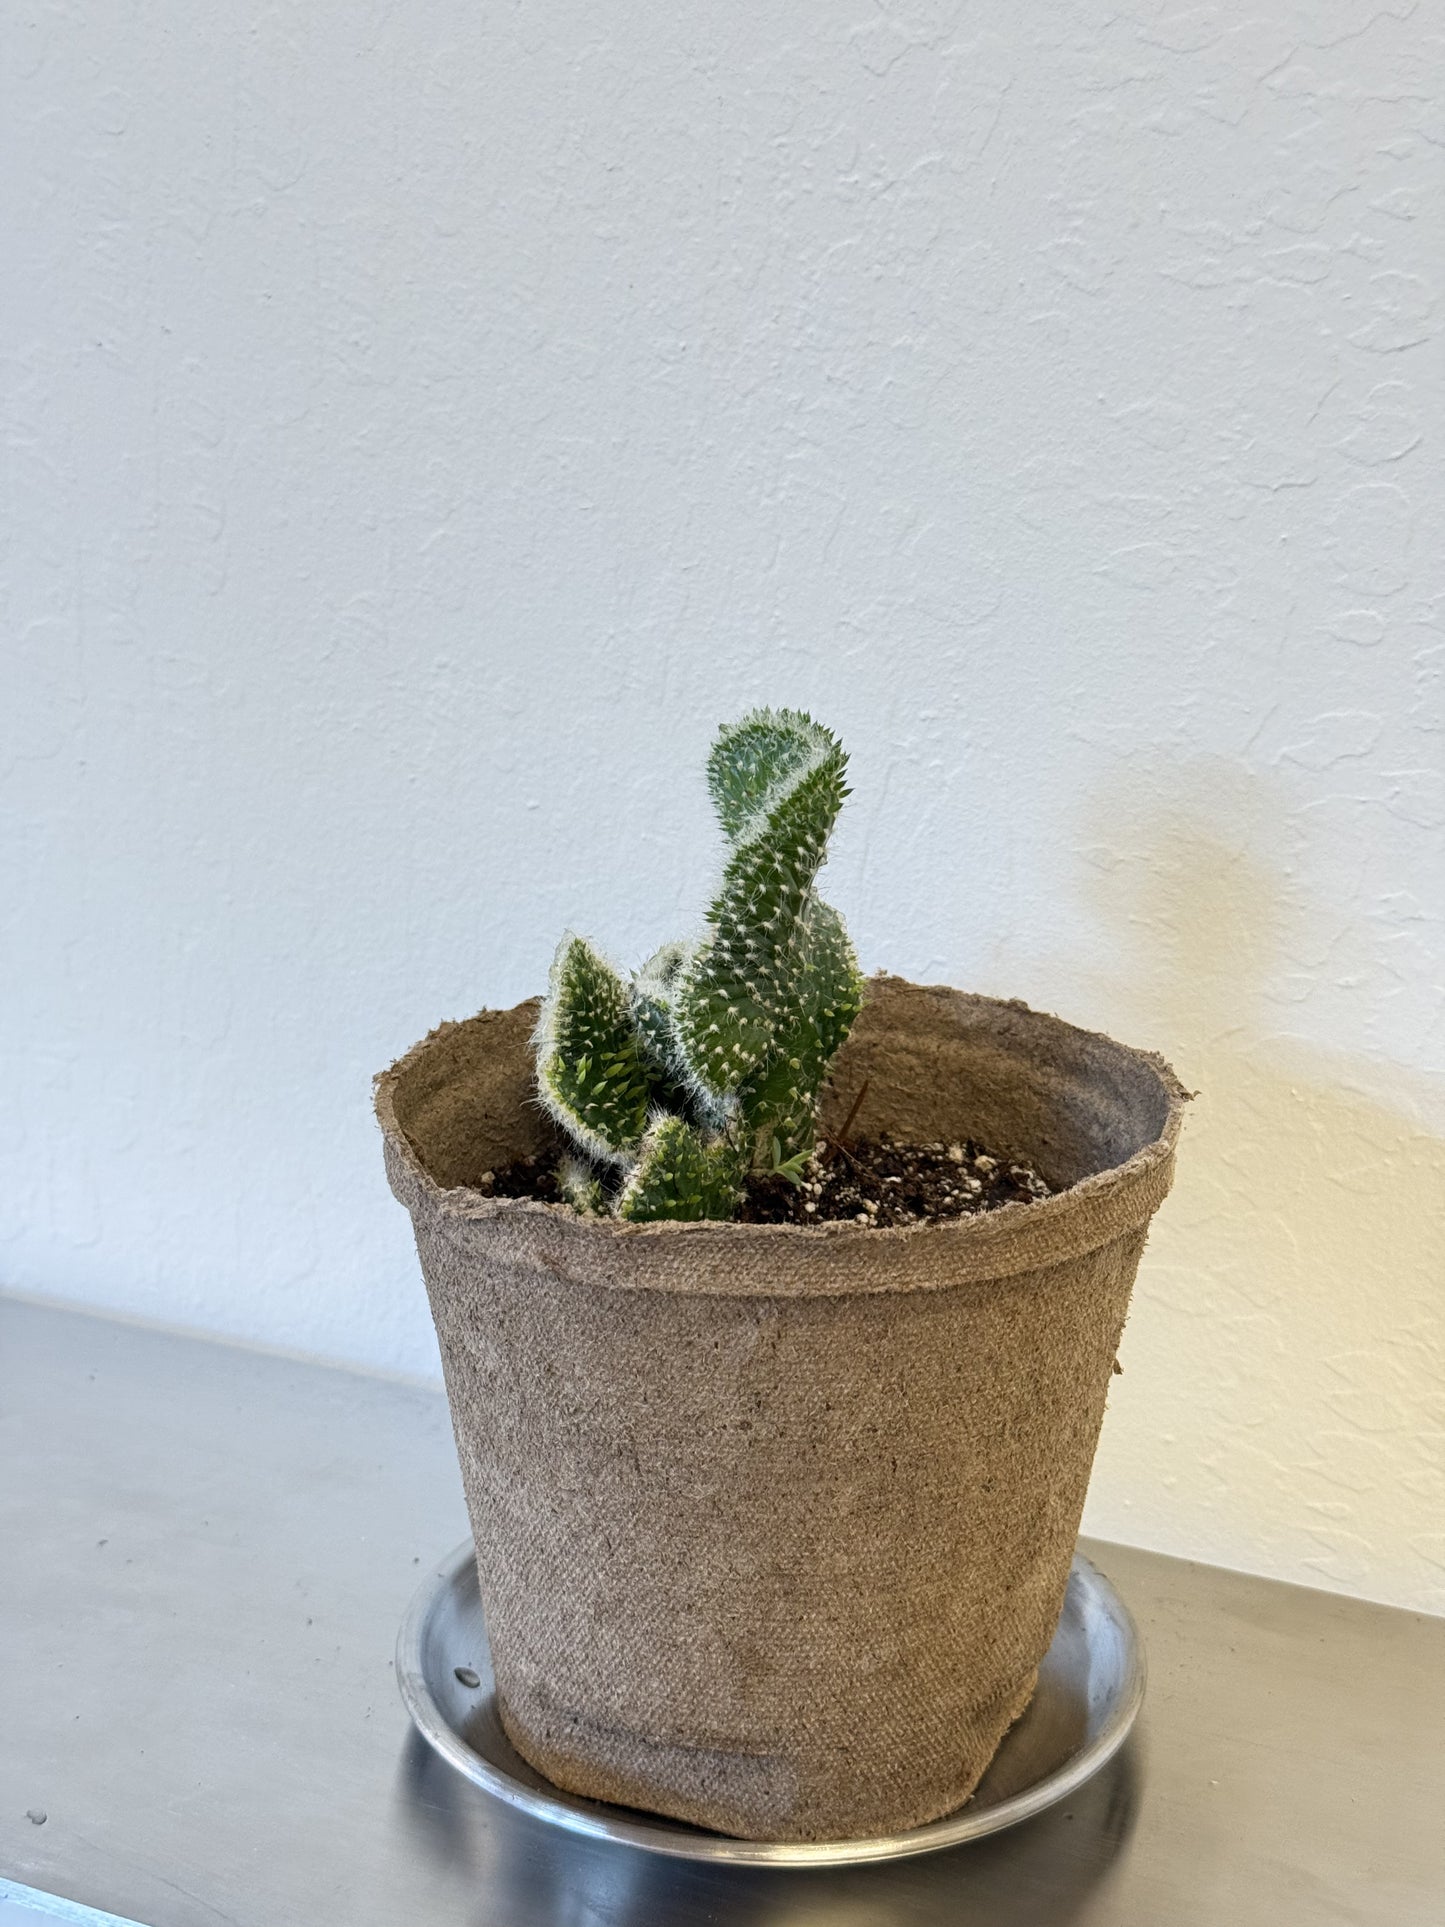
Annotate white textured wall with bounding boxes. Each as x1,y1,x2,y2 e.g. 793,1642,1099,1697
5,3,1441,1612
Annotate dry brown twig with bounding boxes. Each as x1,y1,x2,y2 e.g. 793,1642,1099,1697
818,1079,870,1170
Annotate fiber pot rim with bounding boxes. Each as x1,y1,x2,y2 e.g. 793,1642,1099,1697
375,975,1188,1292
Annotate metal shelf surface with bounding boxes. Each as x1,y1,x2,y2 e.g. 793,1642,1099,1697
2,1295,1440,1926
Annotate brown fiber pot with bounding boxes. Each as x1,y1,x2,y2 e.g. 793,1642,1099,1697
375,974,1186,1842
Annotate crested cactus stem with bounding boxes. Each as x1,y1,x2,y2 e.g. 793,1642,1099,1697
534,709,864,1222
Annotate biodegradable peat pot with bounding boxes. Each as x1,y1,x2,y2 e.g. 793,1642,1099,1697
376,974,1186,1843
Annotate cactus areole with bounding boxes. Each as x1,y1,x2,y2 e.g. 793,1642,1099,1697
533,709,866,1223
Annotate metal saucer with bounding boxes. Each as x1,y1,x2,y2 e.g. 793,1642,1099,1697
395,1542,1144,1868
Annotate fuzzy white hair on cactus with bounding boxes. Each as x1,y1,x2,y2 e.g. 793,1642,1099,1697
533,709,864,1223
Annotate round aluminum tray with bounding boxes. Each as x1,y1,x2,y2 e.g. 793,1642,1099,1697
396,1541,1144,1868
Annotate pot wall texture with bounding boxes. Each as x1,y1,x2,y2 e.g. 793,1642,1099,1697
3,2,1441,1613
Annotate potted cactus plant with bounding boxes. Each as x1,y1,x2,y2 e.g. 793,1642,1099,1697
376,709,1185,1843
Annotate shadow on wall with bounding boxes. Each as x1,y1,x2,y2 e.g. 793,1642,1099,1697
1070,762,1444,1613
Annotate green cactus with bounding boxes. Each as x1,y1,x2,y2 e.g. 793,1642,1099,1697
535,936,651,1164
533,709,864,1222
617,1114,746,1223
